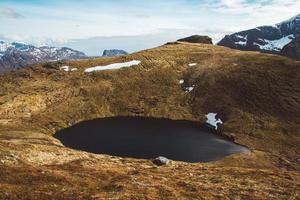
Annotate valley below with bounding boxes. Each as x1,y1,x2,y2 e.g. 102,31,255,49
0,42,299,199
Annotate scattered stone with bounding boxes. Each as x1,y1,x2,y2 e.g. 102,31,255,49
152,156,170,166
68,120,76,127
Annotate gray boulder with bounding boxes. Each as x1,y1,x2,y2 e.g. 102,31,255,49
152,156,170,166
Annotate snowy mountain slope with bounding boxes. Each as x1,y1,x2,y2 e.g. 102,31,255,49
0,41,87,72
217,14,300,54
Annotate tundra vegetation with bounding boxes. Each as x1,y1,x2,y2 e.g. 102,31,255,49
0,42,299,199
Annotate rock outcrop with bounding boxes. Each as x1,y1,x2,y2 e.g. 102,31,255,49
102,49,128,57
177,35,213,44
152,156,170,166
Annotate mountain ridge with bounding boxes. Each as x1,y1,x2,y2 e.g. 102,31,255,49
0,41,87,72
217,14,300,55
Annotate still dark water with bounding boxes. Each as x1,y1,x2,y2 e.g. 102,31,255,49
54,117,249,163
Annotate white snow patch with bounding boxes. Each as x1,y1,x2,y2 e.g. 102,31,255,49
14,41,28,45
235,40,247,46
256,34,294,52
60,66,70,72
179,79,184,84
236,34,248,40
206,113,223,130
85,60,141,73
0,42,12,52
236,35,244,39
234,34,248,46
186,86,194,92
188,63,197,67
60,66,78,72
188,87,194,92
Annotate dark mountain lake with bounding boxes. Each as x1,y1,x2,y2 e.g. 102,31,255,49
54,117,249,163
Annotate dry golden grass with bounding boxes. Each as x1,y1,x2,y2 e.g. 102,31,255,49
0,43,299,199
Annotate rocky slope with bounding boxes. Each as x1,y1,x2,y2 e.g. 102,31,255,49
0,41,87,72
0,42,299,199
281,35,300,60
102,49,128,57
218,14,300,55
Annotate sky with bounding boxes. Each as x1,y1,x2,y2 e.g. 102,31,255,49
0,0,300,56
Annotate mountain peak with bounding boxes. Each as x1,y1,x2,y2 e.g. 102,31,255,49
218,14,300,55
277,14,300,26
284,14,300,21
0,41,87,72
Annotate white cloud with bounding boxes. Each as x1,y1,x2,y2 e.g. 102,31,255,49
0,0,299,55
214,0,300,19
0,8,22,19
219,0,246,8
205,0,300,35
0,34,69,47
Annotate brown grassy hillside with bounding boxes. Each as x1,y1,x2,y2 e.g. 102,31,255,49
0,42,299,199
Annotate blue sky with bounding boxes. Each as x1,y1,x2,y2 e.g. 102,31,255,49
0,0,299,55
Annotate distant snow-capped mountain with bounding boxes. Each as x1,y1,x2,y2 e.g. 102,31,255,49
0,41,87,72
218,14,300,54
